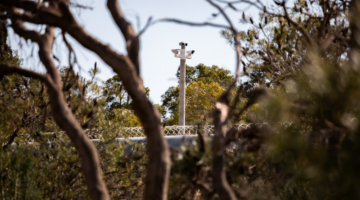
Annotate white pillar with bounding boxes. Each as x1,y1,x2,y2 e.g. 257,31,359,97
179,51,186,127
171,42,195,134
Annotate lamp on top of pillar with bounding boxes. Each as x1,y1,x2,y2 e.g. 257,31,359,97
171,42,195,133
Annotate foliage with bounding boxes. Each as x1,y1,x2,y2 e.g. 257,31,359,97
0,147,39,199
186,81,224,124
253,51,360,200
103,75,153,125
0,19,40,199
221,0,349,91
162,64,234,125
0,130,148,199
175,63,233,88
0,20,22,66
0,37,146,198
103,75,150,109
107,108,142,127
161,86,180,125
0,70,148,199
154,104,167,121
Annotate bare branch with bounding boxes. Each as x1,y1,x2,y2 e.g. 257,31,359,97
207,0,236,32
215,0,264,10
137,16,153,37
37,26,62,84
106,0,136,42
0,63,51,85
160,18,230,29
10,18,41,42
107,0,140,75
68,2,93,10
10,18,61,84
205,0,242,91
62,32,77,69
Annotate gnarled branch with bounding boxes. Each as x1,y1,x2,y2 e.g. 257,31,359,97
3,1,170,199
107,0,140,75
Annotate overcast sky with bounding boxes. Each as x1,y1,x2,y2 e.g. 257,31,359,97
9,0,262,104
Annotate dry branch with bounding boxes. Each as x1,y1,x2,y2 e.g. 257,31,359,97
107,0,140,75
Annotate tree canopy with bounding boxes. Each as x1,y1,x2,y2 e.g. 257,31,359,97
176,63,234,88
161,63,234,125
103,75,167,125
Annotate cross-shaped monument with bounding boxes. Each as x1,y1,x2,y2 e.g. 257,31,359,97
171,42,195,128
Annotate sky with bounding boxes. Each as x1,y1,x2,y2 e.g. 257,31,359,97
8,0,263,104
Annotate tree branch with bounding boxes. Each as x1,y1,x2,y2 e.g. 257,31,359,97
1,61,110,200
160,18,229,29
106,0,136,42
10,18,60,84
5,18,111,199
137,17,153,37
207,0,236,32
10,17,41,42
215,0,264,10
0,63,51,85
2,1,171,199
204,0,242,92
107,0,140,75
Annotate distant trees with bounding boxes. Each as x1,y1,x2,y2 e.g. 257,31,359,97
103,75,149,113
186,81,224,123
102,75,148,126
103,75,168,126
176,63,234,88
161,64,234,125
